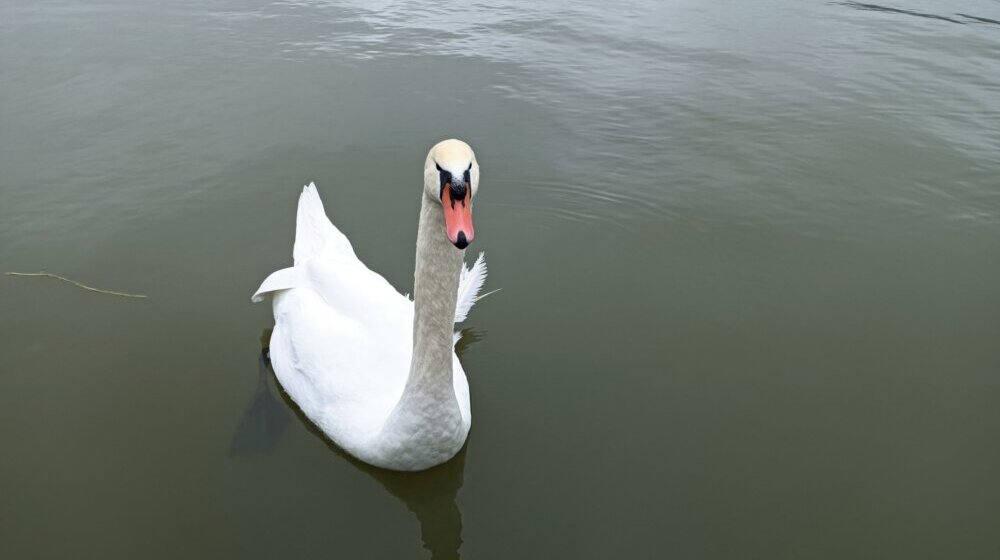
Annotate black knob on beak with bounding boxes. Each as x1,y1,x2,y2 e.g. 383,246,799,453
449,181,468,208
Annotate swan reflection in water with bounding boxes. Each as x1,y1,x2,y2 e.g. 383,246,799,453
230,328,482,559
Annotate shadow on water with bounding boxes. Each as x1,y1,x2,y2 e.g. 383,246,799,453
229,330,290,456
454,327,484,360
230,329,471,559
839,2,1000,26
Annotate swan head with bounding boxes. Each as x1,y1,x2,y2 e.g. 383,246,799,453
425,139,479,250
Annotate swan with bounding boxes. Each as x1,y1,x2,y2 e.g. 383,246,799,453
251,139,487,471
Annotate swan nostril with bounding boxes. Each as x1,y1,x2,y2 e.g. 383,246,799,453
454,231,469,249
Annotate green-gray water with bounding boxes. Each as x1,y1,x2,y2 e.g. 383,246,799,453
2,1,999,558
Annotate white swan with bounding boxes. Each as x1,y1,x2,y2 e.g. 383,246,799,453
251,139,487,471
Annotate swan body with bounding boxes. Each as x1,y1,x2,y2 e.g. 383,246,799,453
252,140,485,471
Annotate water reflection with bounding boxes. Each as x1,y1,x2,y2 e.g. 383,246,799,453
345,445,467,560
454,327,484,359
231,330,468,559
229,343,291,456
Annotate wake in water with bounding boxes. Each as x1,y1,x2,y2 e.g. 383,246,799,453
840,2,1000,26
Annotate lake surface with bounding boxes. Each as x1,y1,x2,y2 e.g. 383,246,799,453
2,0,999,557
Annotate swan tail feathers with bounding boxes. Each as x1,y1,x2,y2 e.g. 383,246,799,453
293,182,356,265
251,267,302,303
454,252,487,323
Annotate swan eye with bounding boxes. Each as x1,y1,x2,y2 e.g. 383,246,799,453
435,163,443,172
463,168,471,184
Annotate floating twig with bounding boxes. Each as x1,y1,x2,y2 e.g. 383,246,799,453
5,271,148,298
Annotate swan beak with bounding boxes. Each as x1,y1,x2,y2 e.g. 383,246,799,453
443,185,474,249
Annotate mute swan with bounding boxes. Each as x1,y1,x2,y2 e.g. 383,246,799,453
251,139,487,471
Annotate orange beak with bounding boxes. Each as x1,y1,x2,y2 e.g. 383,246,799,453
442,185,474,249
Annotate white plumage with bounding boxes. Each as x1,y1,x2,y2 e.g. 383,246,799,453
252,140,487,471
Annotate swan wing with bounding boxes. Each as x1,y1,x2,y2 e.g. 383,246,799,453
294,182,357,266
252,182,408,311
253,183,414,441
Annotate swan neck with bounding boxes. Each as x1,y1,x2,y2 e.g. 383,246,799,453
410,196,463,389
374,184,467,469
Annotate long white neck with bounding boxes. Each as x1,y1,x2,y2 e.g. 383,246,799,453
408,194,463,396
377,193,465,467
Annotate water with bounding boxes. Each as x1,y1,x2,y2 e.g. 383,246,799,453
2,0,999,557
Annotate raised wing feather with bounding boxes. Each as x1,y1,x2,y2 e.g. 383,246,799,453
454,252,487,323
294,182,357,266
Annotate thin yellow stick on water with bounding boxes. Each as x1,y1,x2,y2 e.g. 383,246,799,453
475,288,502,302
5,271,148,298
